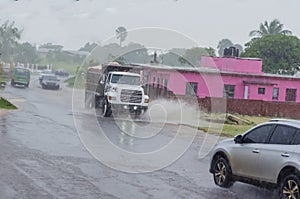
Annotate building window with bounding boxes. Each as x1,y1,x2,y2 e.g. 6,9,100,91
285,88,297,102
224,84,235,98
163,79,168,88
186,82,198,96
258,87,265,95
272,88,279,100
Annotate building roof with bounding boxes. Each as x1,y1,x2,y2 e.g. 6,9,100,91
63,50,90,56
131,63,220,73
133,63,300,81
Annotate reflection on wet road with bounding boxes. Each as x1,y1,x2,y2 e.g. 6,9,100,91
0,116,7,134
0,75,277,198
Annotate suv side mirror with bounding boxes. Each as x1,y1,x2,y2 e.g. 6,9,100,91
234,135,243,144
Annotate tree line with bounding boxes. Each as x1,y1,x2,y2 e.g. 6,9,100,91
0,20,85,69
1,20,300,75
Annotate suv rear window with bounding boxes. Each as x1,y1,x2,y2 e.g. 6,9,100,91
269,125,297,145
292,130,300,145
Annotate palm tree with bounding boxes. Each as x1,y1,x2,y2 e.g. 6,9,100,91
249,19,292,37
115,26,127,47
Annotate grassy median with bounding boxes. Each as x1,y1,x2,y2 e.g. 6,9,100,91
199,114,271,137
0,97,17,110
64,75,85,89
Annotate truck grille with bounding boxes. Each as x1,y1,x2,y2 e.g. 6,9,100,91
120,89,142,103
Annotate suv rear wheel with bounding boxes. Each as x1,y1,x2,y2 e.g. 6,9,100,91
212,156,233,188
279,174,300,199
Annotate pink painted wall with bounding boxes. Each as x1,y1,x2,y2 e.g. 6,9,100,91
221,74,300,102
180,72,224,98
142,54,300,103
201,56,263,75
146,69,224,98
145,67,300,102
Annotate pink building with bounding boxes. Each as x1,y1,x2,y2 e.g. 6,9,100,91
138,56,300,103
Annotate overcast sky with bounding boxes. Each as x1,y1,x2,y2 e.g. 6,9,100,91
0,0,299,50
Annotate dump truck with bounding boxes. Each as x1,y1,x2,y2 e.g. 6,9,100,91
85,62,149,117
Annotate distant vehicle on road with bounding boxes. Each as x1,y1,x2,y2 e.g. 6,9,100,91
0,80,5,88
1,65,11,79
55,69,69,77
210,119,300,199
40,74,60,90
11,67,30,88
39,70,53,83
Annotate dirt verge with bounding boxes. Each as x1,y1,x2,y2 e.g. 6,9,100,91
0,109,8,116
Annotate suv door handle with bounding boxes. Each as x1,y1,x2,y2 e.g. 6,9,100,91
252,149,260,154
281,153,290,158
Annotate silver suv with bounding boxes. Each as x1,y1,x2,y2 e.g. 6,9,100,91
209,119,300,199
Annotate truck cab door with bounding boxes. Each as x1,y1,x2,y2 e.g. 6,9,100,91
104,73,111,93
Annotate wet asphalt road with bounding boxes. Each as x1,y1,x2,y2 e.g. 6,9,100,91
0,75,277,199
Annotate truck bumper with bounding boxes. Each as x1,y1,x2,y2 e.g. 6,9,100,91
111,104,148,114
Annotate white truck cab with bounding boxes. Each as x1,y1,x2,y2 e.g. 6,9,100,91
85,63,149,117
103,71,149,116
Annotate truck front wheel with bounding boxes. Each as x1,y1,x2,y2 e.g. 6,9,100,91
143,107,148,113
102,99,112,117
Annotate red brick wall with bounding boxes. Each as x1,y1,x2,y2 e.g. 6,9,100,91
148,86,300,119
199,97,300,119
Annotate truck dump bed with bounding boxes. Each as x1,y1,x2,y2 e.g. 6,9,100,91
85,65,103,96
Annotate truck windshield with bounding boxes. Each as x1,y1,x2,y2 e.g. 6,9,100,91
15,68,29,76
111,74,140,85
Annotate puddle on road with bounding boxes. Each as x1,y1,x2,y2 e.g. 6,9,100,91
0,116,7,134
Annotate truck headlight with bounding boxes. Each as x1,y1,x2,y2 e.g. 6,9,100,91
108,96,116,101
144,98,149,103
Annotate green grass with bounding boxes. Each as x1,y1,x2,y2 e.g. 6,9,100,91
51,62,79,75
199,124,254,137
0,97,17,110
64,75,85,89
199,114,271,137
219,124,255,137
